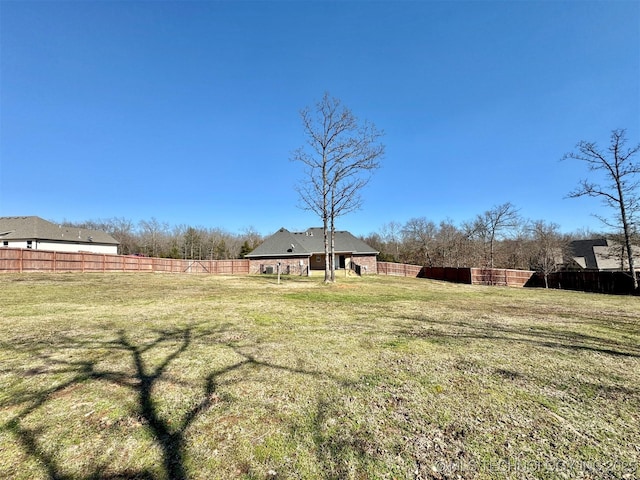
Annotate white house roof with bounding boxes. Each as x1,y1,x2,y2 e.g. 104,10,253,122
0,216,119,245
245,227,378,258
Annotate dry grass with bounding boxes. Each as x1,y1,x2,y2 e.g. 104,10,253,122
0,273,638,479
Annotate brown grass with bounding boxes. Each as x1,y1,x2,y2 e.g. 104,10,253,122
0,273,638,479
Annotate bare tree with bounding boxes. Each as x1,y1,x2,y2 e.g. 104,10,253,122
139,217,169,257
473,203,521,268
380,221,402,262
563,129,640,290
435,219,466,267
527,220,568,288
501,223,531,270
292,92,384,282
401,217,438,266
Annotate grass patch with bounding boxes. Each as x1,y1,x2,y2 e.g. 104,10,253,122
1,273,639,479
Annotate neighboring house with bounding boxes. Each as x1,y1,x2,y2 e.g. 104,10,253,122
565,238,640,272
0,216,119,254
245,227,378,275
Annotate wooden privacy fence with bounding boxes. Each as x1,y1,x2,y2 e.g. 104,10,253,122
1,249,533,287
527,270,640,295
376,262,423,277
467,268,535,287
0,248,249,274
378,262,534,287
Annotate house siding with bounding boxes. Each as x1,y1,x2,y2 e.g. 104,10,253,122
246,227,378,276
248,257,310,275
351,254,377,274
248,254,377,275
1,240,118,255
0,217,119,254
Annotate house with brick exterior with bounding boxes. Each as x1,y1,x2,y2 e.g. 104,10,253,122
0,216,119,254
245,227,378,275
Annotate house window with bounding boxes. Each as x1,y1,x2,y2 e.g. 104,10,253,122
2,241,7,247
26,241,33,249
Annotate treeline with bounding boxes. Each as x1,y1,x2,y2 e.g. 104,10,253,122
63,202,600,270
361,203,595,273
62,217,263,260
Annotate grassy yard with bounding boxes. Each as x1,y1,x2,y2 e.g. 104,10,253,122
0,273,638,480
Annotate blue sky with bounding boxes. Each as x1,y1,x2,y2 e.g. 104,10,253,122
1,0,638,237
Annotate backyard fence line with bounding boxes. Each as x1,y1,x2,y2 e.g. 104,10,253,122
376,261,423,277
527,270,640,295
3,249,633,293
377,262,534,288
0,248,249,275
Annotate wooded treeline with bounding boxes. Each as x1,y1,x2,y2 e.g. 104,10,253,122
62,218,263,260
360,203,590,274
63,201,595,275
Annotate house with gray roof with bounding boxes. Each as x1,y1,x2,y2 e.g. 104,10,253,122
245,227,378,275
0,216,119,254
566,238,640,271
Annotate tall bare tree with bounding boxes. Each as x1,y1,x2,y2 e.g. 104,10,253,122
380,221,402,262
473,202,521,268
401,217,438,266
139,217,169,257
563,129,640,290
527,220,568,288
292,93,384,282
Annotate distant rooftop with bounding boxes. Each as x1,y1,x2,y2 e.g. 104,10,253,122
0,216,119,245
245,227,377,258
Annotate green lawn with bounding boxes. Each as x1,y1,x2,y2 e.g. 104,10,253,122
0,273,638,479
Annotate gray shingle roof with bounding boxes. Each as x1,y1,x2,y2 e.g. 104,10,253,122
246,227,377,258
0,216,119,245
569,239,609,269
569,238,640,271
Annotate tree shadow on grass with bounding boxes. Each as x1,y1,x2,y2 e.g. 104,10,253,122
2,325,367,480
1,324,250,480
400,314,640,358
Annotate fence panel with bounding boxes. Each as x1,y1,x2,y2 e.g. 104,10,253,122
0,248,21,272
529,271,639,295
416,266,532,287
0,248,249,275
47,251,83,272
377,262,423,277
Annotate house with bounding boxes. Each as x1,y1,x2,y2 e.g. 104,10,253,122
0,216,119,254
566,238,640,272
245,227,378,275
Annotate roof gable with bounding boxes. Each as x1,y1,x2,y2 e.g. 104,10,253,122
569,239,608,269
569,238,640,270
0,216,119,245
246,227,378,258
245,228,311,258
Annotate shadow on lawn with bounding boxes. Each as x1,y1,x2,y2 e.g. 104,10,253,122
1,324,248,479
2,324,368,480
402,315,640,358
3,325,223,480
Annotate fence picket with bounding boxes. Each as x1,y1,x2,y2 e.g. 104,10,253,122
0,248,249,275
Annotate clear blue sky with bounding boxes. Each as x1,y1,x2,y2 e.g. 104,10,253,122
1,0,638,237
